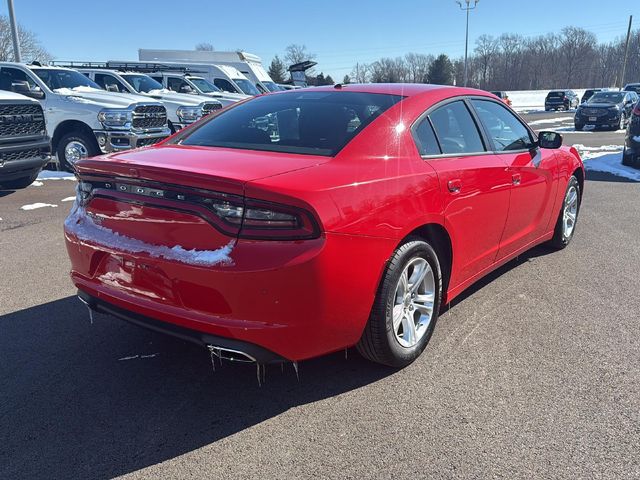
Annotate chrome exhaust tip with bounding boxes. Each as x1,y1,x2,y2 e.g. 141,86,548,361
207,345,257,363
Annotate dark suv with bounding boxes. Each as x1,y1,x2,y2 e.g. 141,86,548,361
623,83,640,94
574,90,637,131
0,91,51,190
623,99,640,168
545,90,579,111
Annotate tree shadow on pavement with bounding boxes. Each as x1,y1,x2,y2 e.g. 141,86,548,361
0,297,394,480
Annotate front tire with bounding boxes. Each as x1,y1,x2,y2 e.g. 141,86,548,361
357,238,442,367
548,175,581,250
57,132,99,172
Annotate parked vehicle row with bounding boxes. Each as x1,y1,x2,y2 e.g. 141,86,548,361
545,90,580,111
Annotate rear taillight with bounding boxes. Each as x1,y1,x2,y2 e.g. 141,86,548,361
79,178,320,241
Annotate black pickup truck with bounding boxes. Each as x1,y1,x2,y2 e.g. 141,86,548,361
0,90,50,190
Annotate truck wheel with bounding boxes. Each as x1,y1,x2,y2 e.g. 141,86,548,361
0,171,39,190
357,237,442,367
57,132,98,172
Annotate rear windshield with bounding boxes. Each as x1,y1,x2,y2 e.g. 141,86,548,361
547,91,565,98
179,91,404,156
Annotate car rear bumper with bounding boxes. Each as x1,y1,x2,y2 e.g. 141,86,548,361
0,137,51,182
65,228,395,361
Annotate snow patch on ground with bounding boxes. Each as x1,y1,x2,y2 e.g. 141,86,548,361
527,116,573,126
573,144,640,181
30,181,44,187
61,196,75,202
38,170,76,181
64,203,235,267
20,203,58,211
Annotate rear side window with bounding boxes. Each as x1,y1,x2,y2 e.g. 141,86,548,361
180,91,404,156
471,99,533,151
413,118,441,155
547,92,564,98
428,101,485,154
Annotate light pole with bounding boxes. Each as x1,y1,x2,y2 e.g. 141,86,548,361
7,0,21,62
457,0,478,87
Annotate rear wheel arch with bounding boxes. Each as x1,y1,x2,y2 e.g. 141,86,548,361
572,166,584,203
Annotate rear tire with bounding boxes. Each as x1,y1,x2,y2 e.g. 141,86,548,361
548,175,580,250
574,123,584,131
357,238,442,367
57,131,99,172
0,170,39,190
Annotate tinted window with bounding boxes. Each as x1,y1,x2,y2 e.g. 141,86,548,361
94,73,128,93
120,74,163,93
547,91,565,98
429,101,485,154
413,117,441,155
167,77,192,93
590,92,624,104
0,67,39,92
472,100,533,151
214,78,238,93
180,91,403,157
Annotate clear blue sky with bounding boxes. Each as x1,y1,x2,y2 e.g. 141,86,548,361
6,0,637,79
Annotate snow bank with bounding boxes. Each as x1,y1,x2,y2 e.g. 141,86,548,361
64,202,235,267
527,116,574,126
509,89,587,113
21,203,58,210
573,145,640,181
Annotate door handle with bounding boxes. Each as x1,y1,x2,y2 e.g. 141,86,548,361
447,179,462,193
512,173,521,186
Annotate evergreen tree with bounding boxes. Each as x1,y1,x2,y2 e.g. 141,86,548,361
268,55,287,83
324,75,335,85
342,74,351,84
427,54,454,85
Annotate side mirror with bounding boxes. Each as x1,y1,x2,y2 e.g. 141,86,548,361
538,131,562,149
12,81,44,99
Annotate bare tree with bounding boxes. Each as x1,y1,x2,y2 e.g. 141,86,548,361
558,27,597,86
284,44,316,76
474,35,498,88
404,53,433,83
0,16,51,62
195,42,214,51
350,63,370,83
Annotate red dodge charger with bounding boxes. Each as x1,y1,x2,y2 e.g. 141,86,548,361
65,84,584,368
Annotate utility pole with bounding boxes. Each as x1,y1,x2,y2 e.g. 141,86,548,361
620,15,633,90
7,0,21,62
457,0,479,87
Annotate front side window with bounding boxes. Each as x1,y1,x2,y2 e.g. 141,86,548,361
120,74,163,94
233,78,260,96
428,101,485,154
179,91,403,157
214,78,239,93
471,99,533,151
167,77,192,93
0,67,39,92
94,73,128,93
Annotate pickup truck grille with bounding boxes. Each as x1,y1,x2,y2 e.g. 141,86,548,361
132,105,167,130
1,148,42,162
0,103,46,138
202,102,222,116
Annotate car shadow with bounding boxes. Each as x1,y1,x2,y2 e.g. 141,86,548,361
0,188,16,197
0,296,394,479
446,244,551,309
585,169,639,183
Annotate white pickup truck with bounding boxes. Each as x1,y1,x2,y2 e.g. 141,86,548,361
72,67,223,133
147,72,248,107
0,90,50,189
0,62,170,171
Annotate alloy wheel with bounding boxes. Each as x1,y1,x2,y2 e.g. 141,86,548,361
392,257,436,348
563,185,579,239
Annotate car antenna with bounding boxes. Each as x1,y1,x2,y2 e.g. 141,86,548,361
334,83,343,89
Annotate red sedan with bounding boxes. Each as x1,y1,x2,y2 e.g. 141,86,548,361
65,84,584,368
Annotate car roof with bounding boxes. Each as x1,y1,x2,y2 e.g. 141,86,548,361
280,83,485,98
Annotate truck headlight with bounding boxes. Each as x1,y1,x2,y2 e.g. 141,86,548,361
177,106,202,123
98,109,132,128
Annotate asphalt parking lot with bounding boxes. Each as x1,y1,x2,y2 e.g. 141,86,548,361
1,110,639,479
